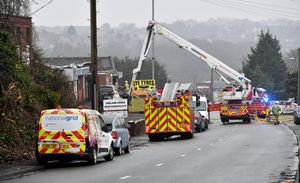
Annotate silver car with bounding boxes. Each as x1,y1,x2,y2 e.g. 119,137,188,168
102,115,131,155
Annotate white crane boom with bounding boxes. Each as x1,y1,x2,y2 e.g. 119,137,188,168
130,20,251,98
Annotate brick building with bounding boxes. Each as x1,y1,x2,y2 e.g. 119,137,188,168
0,15,32,64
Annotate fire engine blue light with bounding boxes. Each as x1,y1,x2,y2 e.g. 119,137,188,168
263,96,269,102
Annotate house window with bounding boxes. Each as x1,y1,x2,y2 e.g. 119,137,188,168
15,26,21,45
26,27,31,45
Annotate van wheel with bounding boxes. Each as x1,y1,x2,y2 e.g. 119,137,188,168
124,142,130,154
88,147,98,165
104,145,114,161
115,142,122,156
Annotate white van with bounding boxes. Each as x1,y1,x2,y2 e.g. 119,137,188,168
192,96,209,129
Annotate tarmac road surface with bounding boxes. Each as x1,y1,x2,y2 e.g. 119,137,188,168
2,113,298,183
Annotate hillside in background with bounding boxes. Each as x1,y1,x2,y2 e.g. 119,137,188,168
35,18,300,83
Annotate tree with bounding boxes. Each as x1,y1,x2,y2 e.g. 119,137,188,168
114,57,168,89
0,0,30,29
243,30,287,99
0,0,30,16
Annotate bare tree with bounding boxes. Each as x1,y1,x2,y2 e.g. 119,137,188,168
0,0,30,16
0,0,31,30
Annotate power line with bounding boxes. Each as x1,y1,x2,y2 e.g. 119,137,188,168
237,0,300,11
200,0,300,20
221,0,300,16
29,0,54,16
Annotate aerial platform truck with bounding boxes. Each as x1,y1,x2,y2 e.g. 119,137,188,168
132,20,254,125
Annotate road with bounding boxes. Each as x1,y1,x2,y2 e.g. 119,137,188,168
3,113,298,183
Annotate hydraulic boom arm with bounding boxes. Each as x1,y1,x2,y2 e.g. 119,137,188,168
130,20,251,94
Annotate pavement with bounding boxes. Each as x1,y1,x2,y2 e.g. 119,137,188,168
0,135,149,181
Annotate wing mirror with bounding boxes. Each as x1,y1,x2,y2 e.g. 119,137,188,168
102,125,109,133
125,123,131,129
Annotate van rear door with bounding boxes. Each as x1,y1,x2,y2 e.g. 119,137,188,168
38,109,86,154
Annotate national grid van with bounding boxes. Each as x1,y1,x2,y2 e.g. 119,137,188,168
36,108,114,165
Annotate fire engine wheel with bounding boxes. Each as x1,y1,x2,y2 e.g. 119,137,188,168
148,134,161,141
104,145,114,161
88,147,98,165
36,156,46,166
243,118,251,124
181,132,193,139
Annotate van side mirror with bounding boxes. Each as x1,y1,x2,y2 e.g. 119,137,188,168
196,101,200,107
102,125,109,132
125,124,131,129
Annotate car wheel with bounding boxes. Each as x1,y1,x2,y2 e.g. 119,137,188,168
115,142,122,156
104,145,114,161
124,142,130,154
196,124,201,132
88,147,98,165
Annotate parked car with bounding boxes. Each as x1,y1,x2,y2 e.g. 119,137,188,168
293,106,300,125
99,85,120,100
36,108,114,165
194,110,207,132
102,114,131,155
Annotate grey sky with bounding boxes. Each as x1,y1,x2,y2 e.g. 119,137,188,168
31,0,300,27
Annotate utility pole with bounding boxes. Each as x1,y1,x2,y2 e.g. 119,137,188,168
210,69,214,103
151,0,155,80
90,0,98,110
297,48,300,105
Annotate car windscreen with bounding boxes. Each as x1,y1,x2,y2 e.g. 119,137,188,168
102,115,116,125
99,86,113,94
42,114,82,131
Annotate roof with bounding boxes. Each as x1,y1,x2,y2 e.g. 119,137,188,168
41,56,117,73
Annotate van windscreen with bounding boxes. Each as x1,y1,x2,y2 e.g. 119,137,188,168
42,114,82,131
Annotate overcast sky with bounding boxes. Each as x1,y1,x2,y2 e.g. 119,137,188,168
31,0,300,27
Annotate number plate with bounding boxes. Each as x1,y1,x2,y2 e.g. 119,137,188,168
42,144,58,149
62,144,70,149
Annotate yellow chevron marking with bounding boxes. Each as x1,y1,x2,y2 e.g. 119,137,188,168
176,108,184,123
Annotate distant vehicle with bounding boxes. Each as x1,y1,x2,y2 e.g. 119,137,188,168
99,85,120,100
195,96,209,128
36,109,114,165
293,106,300,125
194,110,207,132
102,114,131,155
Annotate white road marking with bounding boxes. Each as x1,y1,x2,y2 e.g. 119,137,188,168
120,176,131,180
197,148,202,151
180,154,186,157
156,163,164,167
209,143,214,146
